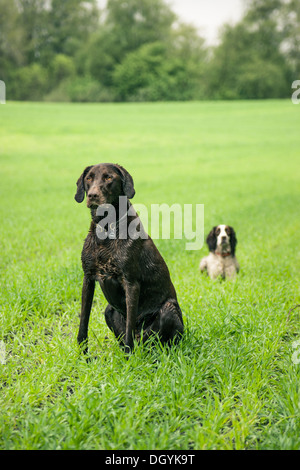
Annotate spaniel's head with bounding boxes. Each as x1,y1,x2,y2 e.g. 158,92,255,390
206,225,237,256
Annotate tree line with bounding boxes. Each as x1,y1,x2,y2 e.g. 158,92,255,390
0,0,299,102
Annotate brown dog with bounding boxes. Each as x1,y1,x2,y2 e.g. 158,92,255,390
75,163,184,353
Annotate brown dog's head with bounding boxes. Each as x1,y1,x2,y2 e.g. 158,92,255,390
75,163,135,207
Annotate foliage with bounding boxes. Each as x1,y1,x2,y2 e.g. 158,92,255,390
236,58,287,99
10,63,49,100
205,18,291,99
0,0,299,101
112,32,206,101
113,42,167,100
49,54,76,85
105,0,176,57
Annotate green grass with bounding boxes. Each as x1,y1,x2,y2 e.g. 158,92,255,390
0,100,300,450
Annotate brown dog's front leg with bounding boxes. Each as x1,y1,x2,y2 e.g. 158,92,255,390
77,276,95,355
124,281,140,353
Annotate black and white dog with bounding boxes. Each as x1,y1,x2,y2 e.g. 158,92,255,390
200,225,240,279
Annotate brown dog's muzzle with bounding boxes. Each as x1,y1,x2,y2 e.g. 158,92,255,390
87,189,101,206
86,182,109,207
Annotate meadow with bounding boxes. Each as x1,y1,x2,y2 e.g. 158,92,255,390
0,100,299,450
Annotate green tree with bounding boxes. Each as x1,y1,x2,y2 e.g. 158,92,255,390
3,0,297,102
75,31,120,87
113,39,206,102
206,3,291,99
14,0,47,65
49,54,76,85
10,63,49,100
0,0,25,80
280,0,300,76
105,0,176,58
45,0,99,58
76,0,179,91
15,0,99,65
236,58,288,99
245,0,300,76
113,42,165,100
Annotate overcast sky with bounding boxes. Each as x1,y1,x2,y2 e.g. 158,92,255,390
170,0,245,44
98,0,245,45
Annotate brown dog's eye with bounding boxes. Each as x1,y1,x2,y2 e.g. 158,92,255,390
86,176,92,182
103,174,112,181
216,228,221,236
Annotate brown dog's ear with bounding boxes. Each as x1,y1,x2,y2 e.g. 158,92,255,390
115,164,135,199
74,165,94,203
206,226,217,252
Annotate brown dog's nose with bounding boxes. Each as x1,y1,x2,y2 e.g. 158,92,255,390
88,191,98,200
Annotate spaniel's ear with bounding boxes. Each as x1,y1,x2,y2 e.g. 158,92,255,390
74,165,94,203
228,226,237,255
114,164,135,199
206,226,217,252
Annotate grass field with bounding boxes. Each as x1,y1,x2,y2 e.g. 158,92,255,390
0,100,300,450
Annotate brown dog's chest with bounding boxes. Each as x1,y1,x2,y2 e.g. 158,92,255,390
96,258,121,282
82,237,121,277
96,255,126,313
82,241,126,312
